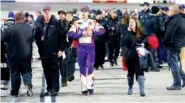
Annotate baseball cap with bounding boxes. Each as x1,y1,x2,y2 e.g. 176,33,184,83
96,10,102,15
25,12,29,18
179,5,185,10
162,7,169,11
140,2,150,6
81,6,90,12
151,6,160,14
43,6,51,11
58,10,66,15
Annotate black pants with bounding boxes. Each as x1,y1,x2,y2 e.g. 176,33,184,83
59,49,69,82
1,67,10,81
94,41,106,68
1,53,10,81
41,56,59,92
108,35,120,63
126,50,144,80
68,48,76,77
9,60,32,95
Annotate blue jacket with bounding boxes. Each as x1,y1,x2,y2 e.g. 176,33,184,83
144,14,159,36
138,9,150,27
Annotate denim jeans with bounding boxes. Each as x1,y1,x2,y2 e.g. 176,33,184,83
9,60,32,95
167,50,185,87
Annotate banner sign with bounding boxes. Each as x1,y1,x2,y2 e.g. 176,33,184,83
93,0,127,3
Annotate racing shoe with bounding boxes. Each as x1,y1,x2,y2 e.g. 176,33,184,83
82,91,88,96
88,89,94,95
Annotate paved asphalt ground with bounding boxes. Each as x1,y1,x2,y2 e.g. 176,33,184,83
1,55,185,102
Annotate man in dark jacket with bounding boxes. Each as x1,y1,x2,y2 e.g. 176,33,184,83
138,2,150,27
64,11,76,82
58,10,68,87
179,5,185,18
107,9,120,66
94,10,107,70
144,6,160,72
58,11,75,87
156,7,169,68
1,12,33,97
35,6,65,96
1,11,15,90
164,5,185,90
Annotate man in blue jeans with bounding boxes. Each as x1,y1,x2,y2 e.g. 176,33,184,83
1,12,33,97
164,5,185,90
167,50,185,90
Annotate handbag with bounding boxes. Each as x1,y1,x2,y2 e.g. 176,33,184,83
122,57,128,71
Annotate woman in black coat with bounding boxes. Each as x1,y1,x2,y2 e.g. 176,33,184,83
121,17,146,97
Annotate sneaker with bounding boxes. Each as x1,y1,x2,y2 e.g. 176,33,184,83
140,93,146,97
68,75,75,82
88,89,94,95
82,91,88,95
1,84,9,90
95,67,99,70
110,63,114,67
156,64,163,68
25,84,33,97
62,81,68,87
100,65,104,69
50,90,58,96
114,61,118,65
166,86,181,90
182,80,185,88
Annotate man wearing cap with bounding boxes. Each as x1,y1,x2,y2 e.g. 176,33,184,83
57,10,69,87
0,11,15,91
64,11,76,82
155,6,169,67
94,10,107,70
58,10,66,21
68,6,105,95
179,5,185,18
144,6,161,72
35,6,65,96
107,9,120,67
139,2,150,27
